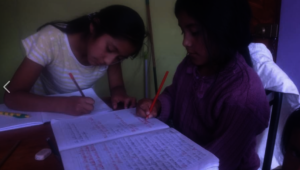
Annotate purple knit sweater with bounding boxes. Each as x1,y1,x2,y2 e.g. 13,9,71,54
157,54,270,170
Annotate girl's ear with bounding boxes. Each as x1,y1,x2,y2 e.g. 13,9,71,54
89,18,100,35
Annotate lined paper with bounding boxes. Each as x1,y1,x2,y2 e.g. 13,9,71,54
51,108,169,151
0,88,111,132
42,88,112,122
60,128,219,170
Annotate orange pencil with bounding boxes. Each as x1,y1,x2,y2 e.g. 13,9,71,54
147,71,169,119
69,73,85,97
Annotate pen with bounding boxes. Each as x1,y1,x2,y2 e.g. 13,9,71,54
0,112,30,118
69,73,85,97
0,140,21,168
46,138,61,161
147,71,169,119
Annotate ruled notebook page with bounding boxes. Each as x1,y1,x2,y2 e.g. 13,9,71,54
42,88,112,122
60,128,219,170
51,108,169,151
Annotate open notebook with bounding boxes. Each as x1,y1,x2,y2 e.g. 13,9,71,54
51,108,219,170
0,88,112,132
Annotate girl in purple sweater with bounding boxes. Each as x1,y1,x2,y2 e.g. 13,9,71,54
136,0,270,169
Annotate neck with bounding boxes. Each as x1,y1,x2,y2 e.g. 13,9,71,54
67,33,90,65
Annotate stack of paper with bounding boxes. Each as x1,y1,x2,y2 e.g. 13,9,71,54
0,88,112,132
0,105,44,131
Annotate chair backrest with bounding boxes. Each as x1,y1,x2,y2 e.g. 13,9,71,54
262,90,283,170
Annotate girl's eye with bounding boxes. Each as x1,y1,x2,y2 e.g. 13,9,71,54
106,46,116,53
117,56,122,61
106,47,112,53
190,26,201,36
191,31,200,36
190,28,200,36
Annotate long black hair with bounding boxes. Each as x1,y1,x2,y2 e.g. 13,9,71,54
174,0,253,67
38,5,146,58
281,109,300,155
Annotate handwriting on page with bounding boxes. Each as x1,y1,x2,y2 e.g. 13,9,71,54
61,128,208,170
58,109,168,148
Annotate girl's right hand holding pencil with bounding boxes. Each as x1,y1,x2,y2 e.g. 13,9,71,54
136,99,161,119
63,96,95,116
136,71,168,119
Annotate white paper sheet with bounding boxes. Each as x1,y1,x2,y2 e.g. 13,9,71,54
42,88,112,122
60,128,219,170
0,104,43,132
0,88,111,132
51,108,169,151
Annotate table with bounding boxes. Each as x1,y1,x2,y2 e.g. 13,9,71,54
0,123,63,170
0,97,125,170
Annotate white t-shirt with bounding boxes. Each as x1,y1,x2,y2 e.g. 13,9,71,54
22,25,108,95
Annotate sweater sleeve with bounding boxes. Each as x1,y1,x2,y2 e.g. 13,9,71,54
206,85,270,170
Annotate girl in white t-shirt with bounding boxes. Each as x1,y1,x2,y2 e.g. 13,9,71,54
4,5,146,116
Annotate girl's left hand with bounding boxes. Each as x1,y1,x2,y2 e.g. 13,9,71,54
111,93,136,110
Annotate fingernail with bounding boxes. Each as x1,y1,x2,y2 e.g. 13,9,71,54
149,115,153,118
146,111,150,115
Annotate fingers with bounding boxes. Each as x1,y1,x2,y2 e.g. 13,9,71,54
129,98,136,108
80,97,94,114
124,97,136,109
83,103,94,112
124,98,129,109
112,99,119,110
84,97,95,105
113,96,136,110
136,99,152,118
136,106,149,118
147,108,158,119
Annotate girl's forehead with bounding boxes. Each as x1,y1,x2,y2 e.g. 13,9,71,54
177,11,198,26
95,34,136,56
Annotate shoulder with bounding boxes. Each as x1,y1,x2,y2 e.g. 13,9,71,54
34,25,65,43
218,53,265,98
37,25,64,36
215,54,270,123
21,25,67,66
22,25,65,47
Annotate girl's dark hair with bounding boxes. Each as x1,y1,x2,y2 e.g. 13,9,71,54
175,0,253,67
281,109,300,155
38,5,146,58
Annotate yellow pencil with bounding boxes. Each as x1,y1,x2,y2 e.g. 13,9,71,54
0,112,30,118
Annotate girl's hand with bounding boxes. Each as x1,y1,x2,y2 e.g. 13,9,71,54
63,96,95,116
107,63,136,110
136,99,161,119
111,93,136,110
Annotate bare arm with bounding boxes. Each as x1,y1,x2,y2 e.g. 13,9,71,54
4,58,94,115
107,63,126,96
107,63,136,109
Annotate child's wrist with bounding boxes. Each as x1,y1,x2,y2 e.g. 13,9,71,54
55,97,69,113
